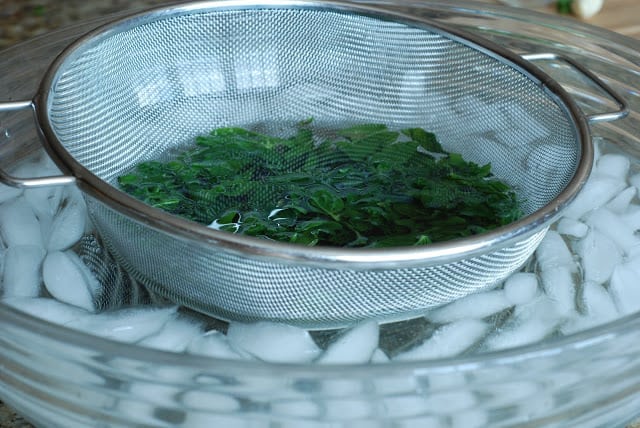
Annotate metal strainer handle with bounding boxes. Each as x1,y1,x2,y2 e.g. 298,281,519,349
522,52,629,123
0,100,76,188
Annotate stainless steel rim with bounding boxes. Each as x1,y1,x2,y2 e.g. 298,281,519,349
34,0,593,271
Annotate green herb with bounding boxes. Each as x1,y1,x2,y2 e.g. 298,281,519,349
32,5,46,17
118,123,523,248
556,0,573,14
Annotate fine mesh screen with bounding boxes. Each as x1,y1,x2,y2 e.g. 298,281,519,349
89,195,547,327
44,4,582,327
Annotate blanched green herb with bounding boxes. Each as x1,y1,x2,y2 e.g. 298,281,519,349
118,123,523,248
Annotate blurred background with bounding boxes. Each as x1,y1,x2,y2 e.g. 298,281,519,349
0,0,159,50
0,0,638,50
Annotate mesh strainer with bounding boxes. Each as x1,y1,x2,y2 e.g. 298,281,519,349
0,1,628,328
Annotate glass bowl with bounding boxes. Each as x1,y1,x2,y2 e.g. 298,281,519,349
1,1,640,427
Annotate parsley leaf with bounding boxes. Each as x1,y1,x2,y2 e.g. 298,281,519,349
118,123,523,248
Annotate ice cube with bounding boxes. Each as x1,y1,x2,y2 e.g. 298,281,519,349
523,145,577,209
485,295,562,351
2,297,89,325
546,370,582,390
620,204,640,231
426,290,511,323
535,230,576,271
609,262,640,315
127,382,183,408
0,197,43,247
394,319,489,361
2,245,46,298
379,395,430,418
181,389,240,413
321,398,373,420
37,352,104,386
561,314,606,335
181,389,241,412
423,391,476,414
513,294,561,321
394,415,444,428
270,399,320,418
372,375,416,397
595,153,630,181
42,250,101,311
426,371,467,390
517,394,555,421
319,378,363,397
370,348,390,363
0,182,21,204
606,186,636,214
481,380,540,407
187,330,244,359
138,315,205,352
585,207,640,255
451,410,488,428
484,315,559,351
580,281,618,321
23,186,64,219
623,253,640,277
502,104,550,142
317,320,379,364
555,218,589,239
451,97,497,134
23,186,63,233
226,321,321,363
576,229,622,284
468,365,517,385
47,194,88,251
115,396,193,428
539,265,577,316
629,173,640,193
562,175,626,220
562,280,619,333
503,272,539,305
179,413,255,428
71,306,178,343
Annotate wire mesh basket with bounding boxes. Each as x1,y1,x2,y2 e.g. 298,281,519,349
0,0,603,328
